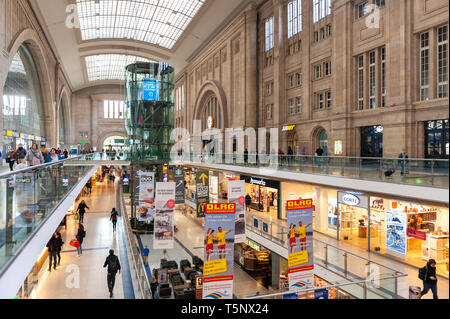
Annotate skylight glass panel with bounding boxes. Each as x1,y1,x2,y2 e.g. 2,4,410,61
77,0,205,49
85,54,153,82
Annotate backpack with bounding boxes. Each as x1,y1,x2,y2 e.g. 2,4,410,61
418,266,427,280
109,256,119,273
82,230,86,238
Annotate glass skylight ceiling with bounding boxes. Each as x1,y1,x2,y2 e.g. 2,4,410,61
85,54,153,81
77,0,206,49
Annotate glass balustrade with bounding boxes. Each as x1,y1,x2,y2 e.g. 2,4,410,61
0,161,95,273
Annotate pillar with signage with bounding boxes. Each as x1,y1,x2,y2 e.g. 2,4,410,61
196,170,209,217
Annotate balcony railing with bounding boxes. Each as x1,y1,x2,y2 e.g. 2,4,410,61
244,210,407,299
0,158,96,276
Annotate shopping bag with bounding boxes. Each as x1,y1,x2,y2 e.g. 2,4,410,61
74,213,79,220
69,239,80,247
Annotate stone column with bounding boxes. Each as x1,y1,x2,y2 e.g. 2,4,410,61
273,0,287,153
245,4,258,130
271,253,281,289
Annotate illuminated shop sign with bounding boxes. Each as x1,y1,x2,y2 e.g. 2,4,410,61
282,125,296,132
342,194,360,206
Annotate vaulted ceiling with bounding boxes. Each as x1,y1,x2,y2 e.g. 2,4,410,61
31,0,252,91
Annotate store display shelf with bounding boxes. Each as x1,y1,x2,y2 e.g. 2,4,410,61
407,211,438,215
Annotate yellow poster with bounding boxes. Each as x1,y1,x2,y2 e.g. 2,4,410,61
288,250,309,268
203,258,227,276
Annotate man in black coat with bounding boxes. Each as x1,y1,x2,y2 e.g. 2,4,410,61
103,249,121,297
47,233,59,271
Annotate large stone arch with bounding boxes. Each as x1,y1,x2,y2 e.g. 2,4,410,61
1,28,56,145
57,86,72,146
97,131,126,151
193,80,228,130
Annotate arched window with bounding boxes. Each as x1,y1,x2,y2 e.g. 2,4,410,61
201,95,221,130
2,45,45,147
59,101,66,146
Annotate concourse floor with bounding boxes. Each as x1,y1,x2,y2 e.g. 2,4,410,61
30,180,127,299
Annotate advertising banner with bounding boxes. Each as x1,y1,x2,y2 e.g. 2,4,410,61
203,203,236,299
122,174,130,186
227,180,246,243
386,210,407,256
407,228,427,241
174,167,185,204
154,182,176,249
286,199,314,292
196,170,209,218
314,288,329,299
137,172,155,222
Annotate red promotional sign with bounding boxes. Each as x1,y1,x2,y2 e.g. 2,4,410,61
407,228,427,240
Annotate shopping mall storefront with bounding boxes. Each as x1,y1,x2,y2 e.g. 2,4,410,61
280,181,449,277
241,175,280,220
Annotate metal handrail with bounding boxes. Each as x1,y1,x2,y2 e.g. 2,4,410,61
0,155,84,178
119,187,151,299
244,272,408,299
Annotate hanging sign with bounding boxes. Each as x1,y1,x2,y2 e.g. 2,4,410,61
153,182,175,249
287,199,314,293
228,180,246,243
203,203,236,299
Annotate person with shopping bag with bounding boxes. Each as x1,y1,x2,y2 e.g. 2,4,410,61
75,224,86,256
25,143,44,167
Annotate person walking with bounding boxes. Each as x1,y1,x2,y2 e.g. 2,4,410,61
15,143,27,164
420,259,438,299
86,179,92,194
245,194,252,212
142,245,150,265
103,249,121,298
46,232,59,271
315,146,324,168
76,200,89,223
75,224,86,256
6,145,17,171
150,276,159,299
56,232,64,265
63,149,69,159
110,208,119,232
26,143,44,167
45,148,64,163
398,149,409,176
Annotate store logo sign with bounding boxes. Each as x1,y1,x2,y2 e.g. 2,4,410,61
342,194,360,206
250,178,266,186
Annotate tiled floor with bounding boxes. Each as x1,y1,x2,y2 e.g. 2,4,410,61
30,180,126,299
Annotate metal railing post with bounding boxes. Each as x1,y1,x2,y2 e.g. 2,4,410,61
394,276,398,299
431,160,435,186
344,253,348,278
324,244,328,267
363,282,367,299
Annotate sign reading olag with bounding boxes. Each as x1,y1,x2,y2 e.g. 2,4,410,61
203,203,235,299
287,199,314,293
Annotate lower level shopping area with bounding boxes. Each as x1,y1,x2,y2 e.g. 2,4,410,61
4,163,448,299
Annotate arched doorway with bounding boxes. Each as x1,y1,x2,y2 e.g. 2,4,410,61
103,135,125,152
2,44,45,152
313,127,328,155
287,131,299,155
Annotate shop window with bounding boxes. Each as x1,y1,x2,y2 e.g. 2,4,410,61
360,125,383,157
425,119,449,159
